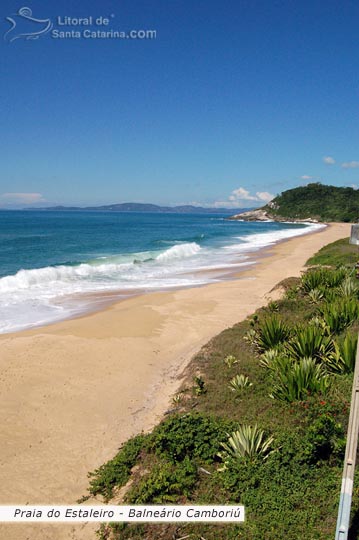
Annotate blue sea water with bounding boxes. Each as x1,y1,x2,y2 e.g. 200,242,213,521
0,211,323,334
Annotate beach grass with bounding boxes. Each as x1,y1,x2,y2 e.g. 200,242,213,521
306,237,358,267
88,237,359,540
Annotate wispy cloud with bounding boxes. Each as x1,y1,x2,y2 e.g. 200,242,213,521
342,161,359,169
256,191,274,202
0,192,46,204
213,187,274,208
323,156,335,165
228,187,258,201
300,175,313,180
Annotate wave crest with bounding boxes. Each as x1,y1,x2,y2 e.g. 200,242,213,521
156,242,201,262
0,242,202,293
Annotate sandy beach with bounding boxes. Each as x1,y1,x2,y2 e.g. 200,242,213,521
0,222,351,540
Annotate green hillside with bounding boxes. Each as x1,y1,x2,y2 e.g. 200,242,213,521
264,183,359,222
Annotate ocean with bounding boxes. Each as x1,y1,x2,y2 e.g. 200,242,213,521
0,211,324,334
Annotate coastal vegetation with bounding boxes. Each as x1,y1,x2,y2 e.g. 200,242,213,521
88,238,359,540
265,183,359,222
306,237,359,267
232,183,359,222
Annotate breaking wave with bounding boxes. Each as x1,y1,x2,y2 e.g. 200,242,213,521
0,243,202,294
156,242,201,262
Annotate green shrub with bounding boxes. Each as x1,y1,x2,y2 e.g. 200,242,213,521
302,414,345,464
88,434,147,500
270,357,329,402
255,316,291,352
126,456,197,503
219,429,343,538
193,375,206,395
150,413,232,464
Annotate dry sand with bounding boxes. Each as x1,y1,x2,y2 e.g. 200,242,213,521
0,222,351,539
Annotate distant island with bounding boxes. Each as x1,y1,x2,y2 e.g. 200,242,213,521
22,203,253,215
230,183,359,223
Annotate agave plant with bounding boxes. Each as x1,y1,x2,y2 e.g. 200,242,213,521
268,301,279,312
321,286,339,303
325,267,349,288
285,286,300,300
270,357,329,402
308,288,324,304
286,326,334,362
301,268,328,292
308,316,328,331
324,333,358,374
321,303,343,334
338,277,359,298
255,316,291,352
301,267,348,293
321,299,359,334
193,375,206,395
228,374,252,393
224,355,238,368
243,328,257,345
259,348,281,369
218,424,274,463
172,392,184,405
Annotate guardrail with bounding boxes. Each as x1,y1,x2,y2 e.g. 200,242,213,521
335,336,359,539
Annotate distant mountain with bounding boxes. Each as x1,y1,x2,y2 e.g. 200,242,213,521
24,203,254,214
230,183,359,223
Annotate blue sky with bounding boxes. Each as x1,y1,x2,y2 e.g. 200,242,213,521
0,0,358,208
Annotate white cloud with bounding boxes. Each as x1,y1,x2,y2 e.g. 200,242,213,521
350,184,359,190
214,187,274,208
342,161,359,169
300,175,313,180
256,191,274,202
0,192,46,204
228,187,258,201
323,156,335,165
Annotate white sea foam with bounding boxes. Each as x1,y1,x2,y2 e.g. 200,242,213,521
156,242,201,262
223,223,325,252
0,243,202,294
0,225,323,333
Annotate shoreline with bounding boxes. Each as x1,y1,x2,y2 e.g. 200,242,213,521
0,221,323,336
0,222,350,540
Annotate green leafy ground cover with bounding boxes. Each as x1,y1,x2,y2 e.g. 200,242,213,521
88,239,359,540
307,237,358,267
